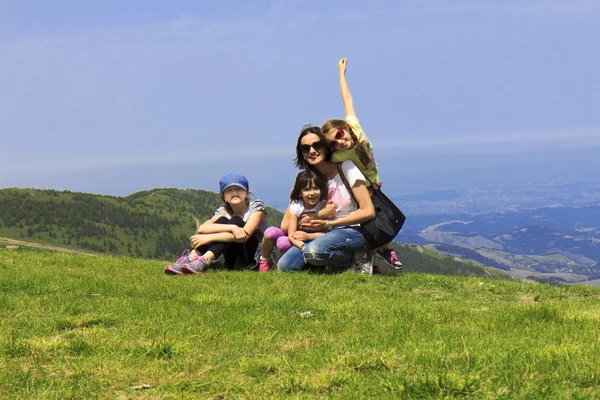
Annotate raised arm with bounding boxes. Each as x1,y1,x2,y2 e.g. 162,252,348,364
339,58,356,118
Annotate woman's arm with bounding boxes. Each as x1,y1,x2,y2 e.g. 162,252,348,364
339,58,356,118
310,181,375,230
298,201,336,231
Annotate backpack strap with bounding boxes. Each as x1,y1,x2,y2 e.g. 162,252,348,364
337,163,359,205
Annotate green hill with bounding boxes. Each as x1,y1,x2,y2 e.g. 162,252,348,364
0,187,509,279
1,250,599,398
0,187,283,260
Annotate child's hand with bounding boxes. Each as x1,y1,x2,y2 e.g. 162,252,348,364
190,234,207,248
338,58,347,74
232,226,249,242
293,231,310,241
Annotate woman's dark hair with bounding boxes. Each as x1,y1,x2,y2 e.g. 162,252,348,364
289,169,328,202
321,119,373,169
294,124,332,170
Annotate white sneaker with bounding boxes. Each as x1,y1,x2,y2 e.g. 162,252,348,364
354,252,374,275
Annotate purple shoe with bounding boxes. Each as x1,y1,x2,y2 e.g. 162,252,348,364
181,256,211,275
164,250,191,275
376,248,403,270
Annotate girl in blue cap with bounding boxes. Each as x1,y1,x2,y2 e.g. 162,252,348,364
165,173,268,274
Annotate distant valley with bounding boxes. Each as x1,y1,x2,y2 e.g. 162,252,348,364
396,196,600,283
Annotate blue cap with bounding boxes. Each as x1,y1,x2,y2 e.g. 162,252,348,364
219,173,249,193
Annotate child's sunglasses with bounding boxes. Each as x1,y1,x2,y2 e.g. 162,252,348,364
300,141,325,154
329,129,345,148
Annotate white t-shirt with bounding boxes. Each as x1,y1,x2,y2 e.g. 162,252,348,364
327,160,366,222
289,199,327,218
214,199,268,234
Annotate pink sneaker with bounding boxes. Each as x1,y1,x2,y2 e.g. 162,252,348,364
376,248,403,270
164,250,191,275
181,255,210,274
258,260,272,273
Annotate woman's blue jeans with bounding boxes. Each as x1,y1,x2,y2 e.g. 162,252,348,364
277,227,367,272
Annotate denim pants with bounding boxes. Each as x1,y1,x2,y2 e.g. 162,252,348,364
277,227,367,272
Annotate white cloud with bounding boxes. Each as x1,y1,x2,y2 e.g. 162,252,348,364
377,127,600,153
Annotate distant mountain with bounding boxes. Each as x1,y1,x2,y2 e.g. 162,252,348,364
397,205,600,282
0,188,511,280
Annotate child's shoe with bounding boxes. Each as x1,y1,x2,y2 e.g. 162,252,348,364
258,258,272,273
181,255,211,274
164,250,191,275
376,248,403,269
354,252,374,275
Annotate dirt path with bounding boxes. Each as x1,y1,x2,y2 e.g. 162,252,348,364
0,237,98,256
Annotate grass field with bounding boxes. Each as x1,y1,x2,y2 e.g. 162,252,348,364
2,250,600,399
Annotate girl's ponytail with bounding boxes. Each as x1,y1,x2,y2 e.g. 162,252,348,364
352,135,373,170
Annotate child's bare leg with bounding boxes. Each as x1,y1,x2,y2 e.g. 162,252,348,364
261,235,276,260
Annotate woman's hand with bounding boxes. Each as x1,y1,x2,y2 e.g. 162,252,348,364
338,58,347,74
298,213,314,231
318,201,337,219
308,219,329,231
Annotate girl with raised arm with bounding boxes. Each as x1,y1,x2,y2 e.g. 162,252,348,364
321,57,403,270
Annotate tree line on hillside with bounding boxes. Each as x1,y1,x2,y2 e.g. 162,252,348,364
0,189,223,259
0,188,284,260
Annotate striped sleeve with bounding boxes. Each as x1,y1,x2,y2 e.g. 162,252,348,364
214,207,229,218
248,200,266,216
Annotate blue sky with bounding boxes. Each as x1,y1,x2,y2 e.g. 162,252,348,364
1,0,599,205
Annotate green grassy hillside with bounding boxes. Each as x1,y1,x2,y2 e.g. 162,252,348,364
0,187,283,259
1,250,599,398
0,187,510,279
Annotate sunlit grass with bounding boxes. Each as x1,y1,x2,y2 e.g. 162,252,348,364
1,250,600,399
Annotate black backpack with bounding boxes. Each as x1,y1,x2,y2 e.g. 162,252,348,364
337,164,406,249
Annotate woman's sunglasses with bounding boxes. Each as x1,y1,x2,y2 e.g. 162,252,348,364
300,141,325,154
329,129,345,148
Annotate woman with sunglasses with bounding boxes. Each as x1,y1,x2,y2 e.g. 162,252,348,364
321,57,403,270
276,125,376,273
